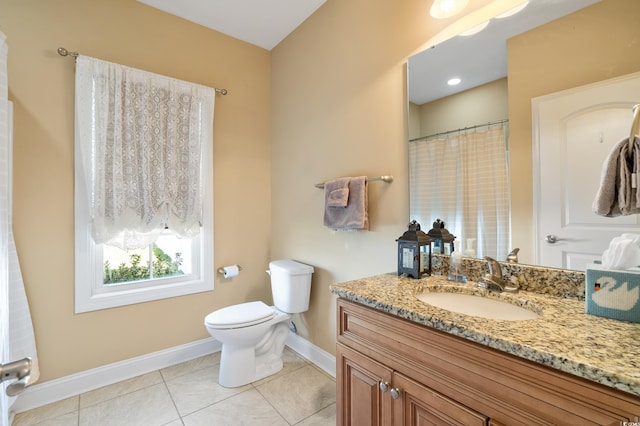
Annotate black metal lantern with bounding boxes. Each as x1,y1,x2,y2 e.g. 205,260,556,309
427,219,456,255
396,220,432,278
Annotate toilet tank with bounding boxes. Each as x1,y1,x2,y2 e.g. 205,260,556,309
268,260,314,313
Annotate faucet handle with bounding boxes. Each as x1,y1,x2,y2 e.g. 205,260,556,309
506,248,520,263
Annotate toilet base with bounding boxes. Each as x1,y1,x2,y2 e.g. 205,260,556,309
217,319,291,388
218,348,285,388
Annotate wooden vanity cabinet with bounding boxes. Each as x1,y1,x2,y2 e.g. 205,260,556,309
337,343,393,425
338,343,488,426
336,298,640,426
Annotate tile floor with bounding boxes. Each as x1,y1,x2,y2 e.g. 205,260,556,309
12,348,336,426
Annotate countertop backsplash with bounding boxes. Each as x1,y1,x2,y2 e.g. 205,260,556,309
431,254,586,300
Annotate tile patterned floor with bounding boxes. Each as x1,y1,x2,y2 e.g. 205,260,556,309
13,348,336,426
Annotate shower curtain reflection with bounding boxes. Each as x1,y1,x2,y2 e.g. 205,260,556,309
409,125,510,259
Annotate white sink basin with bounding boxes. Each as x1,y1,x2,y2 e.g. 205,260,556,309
416,292,540,320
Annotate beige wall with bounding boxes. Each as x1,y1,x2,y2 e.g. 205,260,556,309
409,102,421,141
270,0,444,354
414,78,508,138
508,0,640,264
1,0,271,382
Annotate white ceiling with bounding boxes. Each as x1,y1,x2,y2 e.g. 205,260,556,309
137,0,326,50
408,0,601,105
137,0,600,98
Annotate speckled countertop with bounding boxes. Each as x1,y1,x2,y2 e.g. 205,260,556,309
330,273,640,397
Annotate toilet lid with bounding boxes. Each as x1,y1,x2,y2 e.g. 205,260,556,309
205,301,275,329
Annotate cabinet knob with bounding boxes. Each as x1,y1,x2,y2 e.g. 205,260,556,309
390,388,401,400
379,381,390,392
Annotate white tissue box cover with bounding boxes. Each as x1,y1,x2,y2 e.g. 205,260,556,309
585,264,640,323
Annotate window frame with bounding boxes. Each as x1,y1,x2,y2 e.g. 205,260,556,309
74,186,213,313
74,151,214,315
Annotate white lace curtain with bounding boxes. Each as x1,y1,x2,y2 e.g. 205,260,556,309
409,126,511,259
75,56,215,250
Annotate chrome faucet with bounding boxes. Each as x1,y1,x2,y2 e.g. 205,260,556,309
477,256,518,293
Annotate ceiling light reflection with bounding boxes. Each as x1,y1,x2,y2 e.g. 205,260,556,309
430,0,469,19
459,20,490,36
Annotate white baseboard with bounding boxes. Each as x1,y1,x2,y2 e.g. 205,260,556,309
285,333,336,379
11,334,335,414
11,338,222,414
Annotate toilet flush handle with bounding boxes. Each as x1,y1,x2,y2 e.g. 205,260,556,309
266,270,271,276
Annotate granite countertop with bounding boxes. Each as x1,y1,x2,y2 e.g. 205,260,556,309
330,273,640,397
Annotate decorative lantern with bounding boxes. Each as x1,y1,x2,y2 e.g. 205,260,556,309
396,220,432,278
427,219,456,255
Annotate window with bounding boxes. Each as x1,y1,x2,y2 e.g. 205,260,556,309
103,229,193,285
75,209,212,313
74,56,214,313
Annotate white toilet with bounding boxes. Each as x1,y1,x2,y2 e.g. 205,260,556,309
204,259,314,388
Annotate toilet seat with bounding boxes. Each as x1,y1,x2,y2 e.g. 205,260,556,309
205,301,276,329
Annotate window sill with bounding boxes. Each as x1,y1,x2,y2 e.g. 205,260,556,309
74,278,212,313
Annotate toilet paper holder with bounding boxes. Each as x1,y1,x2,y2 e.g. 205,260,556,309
217,265,243,276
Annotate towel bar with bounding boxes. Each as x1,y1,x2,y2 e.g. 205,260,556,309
315,175,393,189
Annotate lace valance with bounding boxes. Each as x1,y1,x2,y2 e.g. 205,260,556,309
75,56,215,250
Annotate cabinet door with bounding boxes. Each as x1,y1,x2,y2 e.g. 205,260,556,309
337,343,393,426
392,372,489,426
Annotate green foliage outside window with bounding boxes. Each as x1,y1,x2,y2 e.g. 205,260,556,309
104,245,184,284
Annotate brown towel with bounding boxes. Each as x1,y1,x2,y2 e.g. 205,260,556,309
323,176,369,230
593,137,640,217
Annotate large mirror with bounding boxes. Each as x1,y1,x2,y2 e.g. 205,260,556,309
408,0,640,270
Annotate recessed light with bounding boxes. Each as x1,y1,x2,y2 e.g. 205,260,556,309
447,78,461,86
